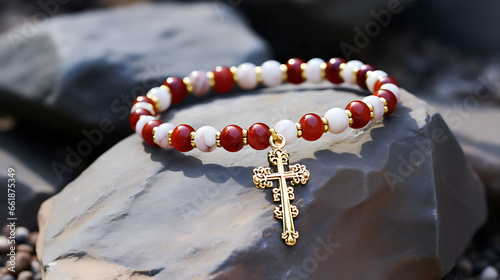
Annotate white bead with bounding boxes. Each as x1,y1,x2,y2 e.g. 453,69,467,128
380,83,400,101
274,119,297,145
305,58,324,83
237,63,258,90
261,60,282,87
366,70,388,92
341,60,363,84
362,96,385,121
188,70,210,97
135,115,156,137
147,86,171,112
324,108,349,134
194,126,218,152
130,102,155,115
154,123,176,149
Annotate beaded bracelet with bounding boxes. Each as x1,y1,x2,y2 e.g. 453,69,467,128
129,57,400,246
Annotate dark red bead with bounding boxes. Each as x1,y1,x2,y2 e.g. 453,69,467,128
163,77,187,104
325,57,347,84
299,113,324,141
247,123,271,150
374,76,399,92
356,64,376,89
221,125,244,152
129,109,153,130
213,66,235,93
286,58,305,84
133,96,157,113
345,101,371,129
171,124,195,152
142,120,163,147
374,89,397,116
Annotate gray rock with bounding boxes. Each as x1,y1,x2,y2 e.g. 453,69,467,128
37,85,486,279
479,266,499,280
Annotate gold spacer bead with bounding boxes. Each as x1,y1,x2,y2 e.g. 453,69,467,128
301,63,307,80
320,62,327,79
146,93,161,112
280,64,288,82
379,97,388,106
255,66,263,84
384,106,388,114
338,63,346,80
321,117,329,133
366,70,373,78
183,77,194,93
352,66,360,83
345,109,353,127
366,103,374,120
190,131,196,148
242,129,248,146
230,66,239,83
152,126,158,145
207,71,215,88
215,131,222,148
168,130,173,146
295,122,303,138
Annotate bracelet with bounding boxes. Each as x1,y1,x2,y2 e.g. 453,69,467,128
129,57,400,246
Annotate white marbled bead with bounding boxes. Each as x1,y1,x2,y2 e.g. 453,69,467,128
341,60,363,84
380,83,400,101
237,63,258,90
188,70,210,97
135,115,156,137
363,95,385,121
324,107,349,134
194,126,218,152
154,123,176,149
130,102,155,115
274,119,297,145
366,70,388,92
305,58,324,83
147,86,171,112
261,60,282,87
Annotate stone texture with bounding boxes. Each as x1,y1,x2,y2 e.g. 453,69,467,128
37,84,486,279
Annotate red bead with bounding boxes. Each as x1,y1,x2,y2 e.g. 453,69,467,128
356,64,376,89
129,109,153,130
374,89,397,116
286,58,305,84
373,76,399,92
142,120,163,147
345,101,371,129
221,125,244,152
171,124,195,152
133,96,157,113
163,77,187,104
325,57,346,84
213,66,234,93
299,113,324,141
247,123,271,150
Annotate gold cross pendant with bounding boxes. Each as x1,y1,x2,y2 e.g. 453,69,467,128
252,132,310,246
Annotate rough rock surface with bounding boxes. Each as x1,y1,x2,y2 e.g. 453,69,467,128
37,85,486,280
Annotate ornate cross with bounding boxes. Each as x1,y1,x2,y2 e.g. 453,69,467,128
253,134,310,246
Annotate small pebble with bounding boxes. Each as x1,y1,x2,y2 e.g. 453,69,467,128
5,251,31,275
28,232,38,246
17,271,34,280
0,275,15,280
33,272,42,280
457,257,474,276
15,227,30,243
16,244,34,255
31,259,41,273
479,266,499,280
0,236,10,255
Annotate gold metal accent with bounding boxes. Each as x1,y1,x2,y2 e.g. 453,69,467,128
295,123,302,138
321,117,329,133
215,131,222,148
345,110,353,127
146,93,161,112
366,70,373,78
338,63,346,80
300,63,307,80
384,106,388,114
152,127,158,145
168,130,173,146
207,71,215,88
320,62,327,79
243,129,248,146
352,66,360,83
280,64,288,82
230,66,238,83
183,77,194,93
379,97,387,106
366,103,374,119
253,134,309,246
190,131,196,148
255,66,263,84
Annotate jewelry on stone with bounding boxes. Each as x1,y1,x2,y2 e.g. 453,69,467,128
129,57,400,246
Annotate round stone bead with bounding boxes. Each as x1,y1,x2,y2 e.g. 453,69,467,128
188,70,210,97
374,89,397,116
129,109,153,130
164,77,188,104
130,102,156,115
220,125,244,152
324,107,349,134
374,76,398,92
146,86,171,112
299,113,324,141
194,126,218,153
133,96,157,111
356,64,376,89
142,120,163,147
305,58,324,83
237,63,258,90
380,83,400,101
154,123,176,149
286,58,305,84
260,60,282,87
171,124,195,152
362,95,385,121
135,115,156,137
345,101,371,129
274,119,297,145
340,60,363,84
325,57,346,84
247,123,271,150
213,66,235,93
366,70,388,92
